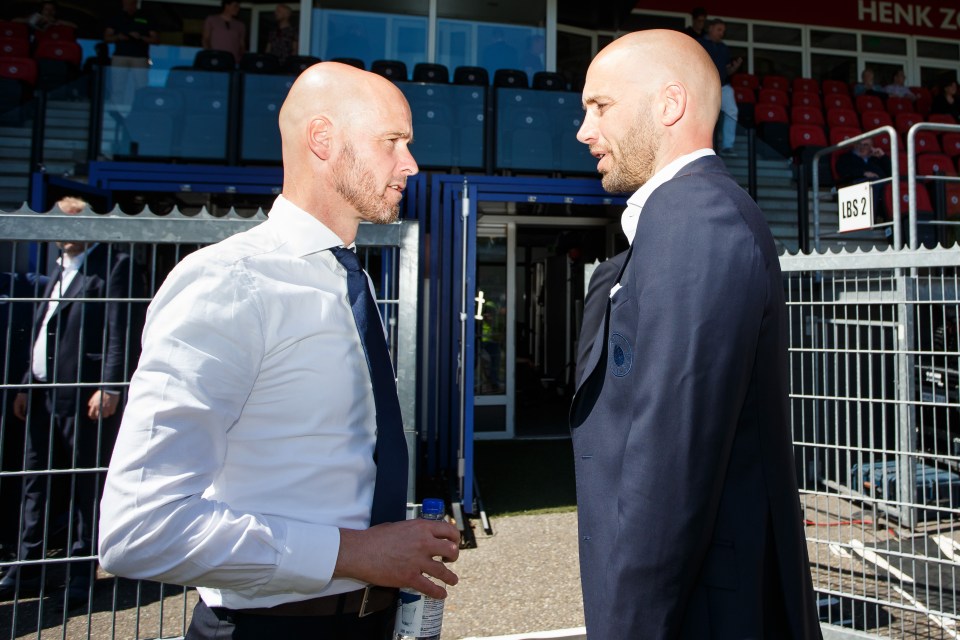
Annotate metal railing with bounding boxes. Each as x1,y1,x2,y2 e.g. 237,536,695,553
0,205,418,640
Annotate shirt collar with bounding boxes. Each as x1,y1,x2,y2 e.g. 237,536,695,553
621,148,715,244
268,195,350,256
57,242,98,272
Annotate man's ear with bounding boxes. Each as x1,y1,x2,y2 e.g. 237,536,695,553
307,116,332,160
661,82,686,127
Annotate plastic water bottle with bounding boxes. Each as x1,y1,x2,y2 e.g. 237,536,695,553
394,498,446,640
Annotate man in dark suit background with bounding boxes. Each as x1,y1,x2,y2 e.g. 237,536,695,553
0,196,144,611
570,30,821,639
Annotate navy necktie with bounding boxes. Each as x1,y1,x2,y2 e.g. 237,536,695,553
331,246,409,525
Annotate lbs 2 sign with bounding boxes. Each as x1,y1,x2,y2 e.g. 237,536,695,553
838,182,874,232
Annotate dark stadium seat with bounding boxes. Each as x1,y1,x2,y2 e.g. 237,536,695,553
733,86,755,127
913,131,941,155
826,107,859,129
823,93,853,111
35,24,75,43
821,79,849,96
497,103,552,170
757,88,788,108
240,74,294,162
240,52,281,75
0,37,29,58
166,68,221,92
894,112,922,135
942,133,960,158
331,57,364,69
792,78,819,94
494,69,528,89
754,102,790,157
532,71,566,91
829,126,862,146
860,110,892,130
33,39,81,90
179,90,229,160
886,96,913,115
855,95,884,113
883,180,937,247
371,59,408,81
0,20,28,40
120,87,184,157
790,123,832,186
791,106,824,126
454,66,488,85
194,49,236,71
412,63,449,84
762,75,789,92
284,55,321,75
731,72,758,91
399,83,455,167
0,56,36,86
917,153,955,177
928,114,957,126
792,91,821,109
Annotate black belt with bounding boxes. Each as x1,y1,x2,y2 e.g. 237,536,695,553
240,586,398,618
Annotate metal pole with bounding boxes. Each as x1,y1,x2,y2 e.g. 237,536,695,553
458,178,470,502
797,158,809,254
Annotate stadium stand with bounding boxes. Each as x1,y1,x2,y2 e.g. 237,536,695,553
240,52,281,75
494,68,528,88
413,63,449,84
826,107,859,129
284,54,321,75
371,59,408,81
821,79,849,96
793,78,819,94
792,91,821,109
758,87,789,107
755,102,790,157
823,92,853,111
454,66,488,85
194,49,235,71
855,94,884,112
792,105,824,126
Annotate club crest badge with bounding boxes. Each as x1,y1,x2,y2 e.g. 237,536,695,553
608,333,633,377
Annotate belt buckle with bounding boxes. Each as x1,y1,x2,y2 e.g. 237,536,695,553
358,586,374,618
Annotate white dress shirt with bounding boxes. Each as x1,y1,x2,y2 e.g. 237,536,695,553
99,195,380,609
620,149,716,245
31,244,98,381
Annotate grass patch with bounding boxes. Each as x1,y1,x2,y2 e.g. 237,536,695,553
472,439,578,517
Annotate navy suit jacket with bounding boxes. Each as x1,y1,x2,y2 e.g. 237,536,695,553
576,253,626,388
570,156,821,639
26,243,144,415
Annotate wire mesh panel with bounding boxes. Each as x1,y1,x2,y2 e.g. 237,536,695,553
784,248,960,639
0,206,418,640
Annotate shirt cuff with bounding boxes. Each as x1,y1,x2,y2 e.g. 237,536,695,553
270,520,340,593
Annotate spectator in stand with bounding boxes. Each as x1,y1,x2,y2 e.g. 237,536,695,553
836,138,890,219
682,7,708,40
265,3,297,66
853,68,886,98
15,1,76,35
884,68,917,101
699,18,742,156
931,73,959,122
104,0,158,107
202,0,246,66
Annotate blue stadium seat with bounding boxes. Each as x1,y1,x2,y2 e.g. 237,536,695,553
543,92,595,174
120,87,184,158
179,90,229,160
451,86,486,170
240,74,293,162
496,90,551,170
453,66,488,86
240,52,281,75
413,63,449,84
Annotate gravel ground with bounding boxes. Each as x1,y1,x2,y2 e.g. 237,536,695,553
1,511,583,640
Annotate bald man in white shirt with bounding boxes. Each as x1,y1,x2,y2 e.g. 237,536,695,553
99,62,459,640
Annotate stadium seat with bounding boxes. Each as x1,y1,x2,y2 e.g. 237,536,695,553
0,21,28,40
284,55,321,75
886,96,913,115
120,86,184,157
543,91,595,174
821,79,849,96
454,66,488,85
871,130,894,155
33,39,81,90
451,85,486,169
855,95,884,113
915,95,932,117
823,93,853,111
194,49,235,71
942,133,960,158
532,71,566,91
413,63,449,84
762,75,789,91
240,52,281,75
730,72,758,91
790,123,831,185
927,114,956,126
494,69,528,88
497,104,553,170
240,74,293,162
917,153,956,177
913,131,941,155
166,68,218,92
755,102,790,157
734,86,755,127
792,106,824,126
792,90,821,109
331,57,364,69
793,78,819,95
894,112,922,134
860,110,892,130
179,90,229,160
826,107,859,129
0,37,29,58
371,59,407,81
829,126,862,146
35,24,75,42
758,88,788,107
883,180,938,247
0,56,37,85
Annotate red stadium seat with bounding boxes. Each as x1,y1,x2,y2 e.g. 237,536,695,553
886,96,913,115
756,102,790,157
758,88,788,107
762,74,789,91
884,180,934,217
915,96,932,117
0,20,28,41
793,78,819,95
790,123,827,150
829,126,862,146
942,133,960,158
855,95,884,113
894,112,923,134
928,114,957,126
792,91,821,109
734,86,756,127
872,131,894,155
823,93,853,111
917,153,957,177
33,39,81,66
861,110,893,130
35,24,76,42
821,79,849,96
0,37,29,58
0,56,37,85
734,86,756,104
731,72,758,91
913,131,941,155
792,105,824,126
911,86,931,102
755,102,788,124
826,108,859,129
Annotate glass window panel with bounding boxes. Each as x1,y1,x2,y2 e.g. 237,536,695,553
862,34,907,55
917,40,960,60
865,61,907,87
810,30,857,51
436,19,544,80
811,53,857,84
437,0,543,26
753,24,801,46
723,21,748,42
312,10,427,71
753,48,802,80
921,66,957,88
557,30,592,91
315,0,428,15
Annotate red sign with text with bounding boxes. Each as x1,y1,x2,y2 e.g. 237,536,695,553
638,0,960,39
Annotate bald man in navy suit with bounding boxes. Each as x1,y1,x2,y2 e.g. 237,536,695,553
570,30,821,639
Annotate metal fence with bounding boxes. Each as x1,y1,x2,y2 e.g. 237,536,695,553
784,247,960,639
0,205,418,640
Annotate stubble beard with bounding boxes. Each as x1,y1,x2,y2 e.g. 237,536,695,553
600,112,661,194
333,142,400,224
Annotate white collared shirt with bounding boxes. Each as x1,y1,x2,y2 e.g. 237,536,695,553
31,244,98,381
620,148,716,245
99,195,379,609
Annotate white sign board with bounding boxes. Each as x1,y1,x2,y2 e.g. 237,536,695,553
837,182,874,233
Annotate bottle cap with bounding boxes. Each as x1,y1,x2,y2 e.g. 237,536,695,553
421,498,445,516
